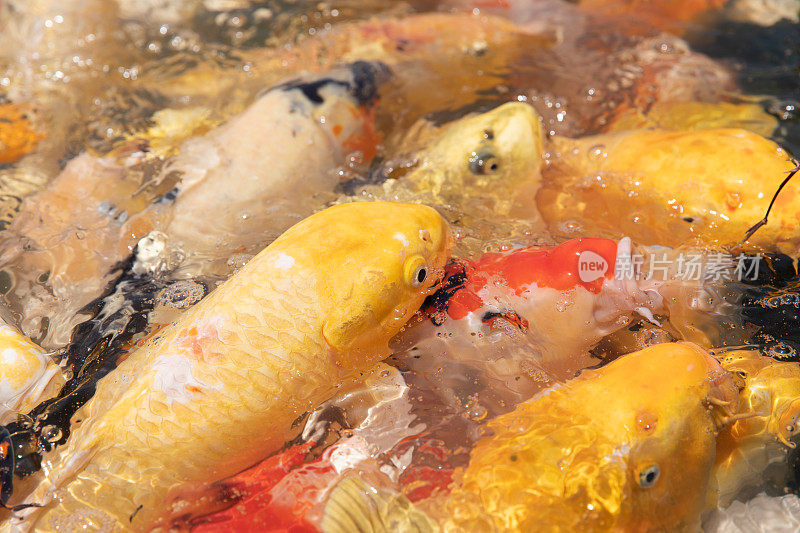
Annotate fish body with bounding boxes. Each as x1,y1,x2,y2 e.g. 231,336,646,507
444,342,739,532
711,349,800,507
160,61,391,276
187,361,420,532
7,201,450,531
543,128,798,249
605,101,778,137
402,237,663,399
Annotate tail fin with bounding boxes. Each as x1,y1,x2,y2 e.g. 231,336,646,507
321,477,439,533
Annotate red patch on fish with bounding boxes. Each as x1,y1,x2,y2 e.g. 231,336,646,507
191,442,319,533
400,466,454,502
446,238,618,320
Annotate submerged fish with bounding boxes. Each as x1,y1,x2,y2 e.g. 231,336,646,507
541,128,798,249
711,348,800,507
443,342,738,532
605,101,778,137
374,102,544,218
5,201,451,531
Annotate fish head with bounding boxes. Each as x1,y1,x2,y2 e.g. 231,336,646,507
408,102,543,203
449,342,736,531
585,342,739,530
273,201,451,369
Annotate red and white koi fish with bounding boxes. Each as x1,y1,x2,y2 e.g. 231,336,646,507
396,237,665,403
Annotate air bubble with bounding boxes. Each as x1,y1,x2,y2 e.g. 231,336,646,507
41,425,63,443
768,342,797,361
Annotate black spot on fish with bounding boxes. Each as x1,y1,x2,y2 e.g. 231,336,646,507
421,261,469,326
158,187,179,204
279,61,391,107
348,61,391,106
481,310,529,332
130,504,143,522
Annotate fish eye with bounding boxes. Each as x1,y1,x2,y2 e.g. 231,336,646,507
638,465,660,489
469,151,499,175
414,266,428,286
404,256,429,288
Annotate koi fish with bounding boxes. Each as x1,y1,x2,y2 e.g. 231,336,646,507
308,343,739,532
543,128,798,250
711,348,800,507
398,237,664,404
376,102,544,219
4,201,451,531
443,342,739,532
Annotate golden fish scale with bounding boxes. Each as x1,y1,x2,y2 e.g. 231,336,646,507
446,393,623,532
20,250,347,531
443,343,725,533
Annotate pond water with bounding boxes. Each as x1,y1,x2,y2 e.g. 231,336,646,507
0,0,799,531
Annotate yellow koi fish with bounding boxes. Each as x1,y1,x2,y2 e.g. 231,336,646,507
6,201,451,531
711,348,800,507
444,342,738,532
392,102,543,217
543,128,797,250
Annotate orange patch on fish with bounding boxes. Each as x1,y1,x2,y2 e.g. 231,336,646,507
175,323,222,361
190,442,317,533
0,103,44,164
342,106,381,163
446,238,618,320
